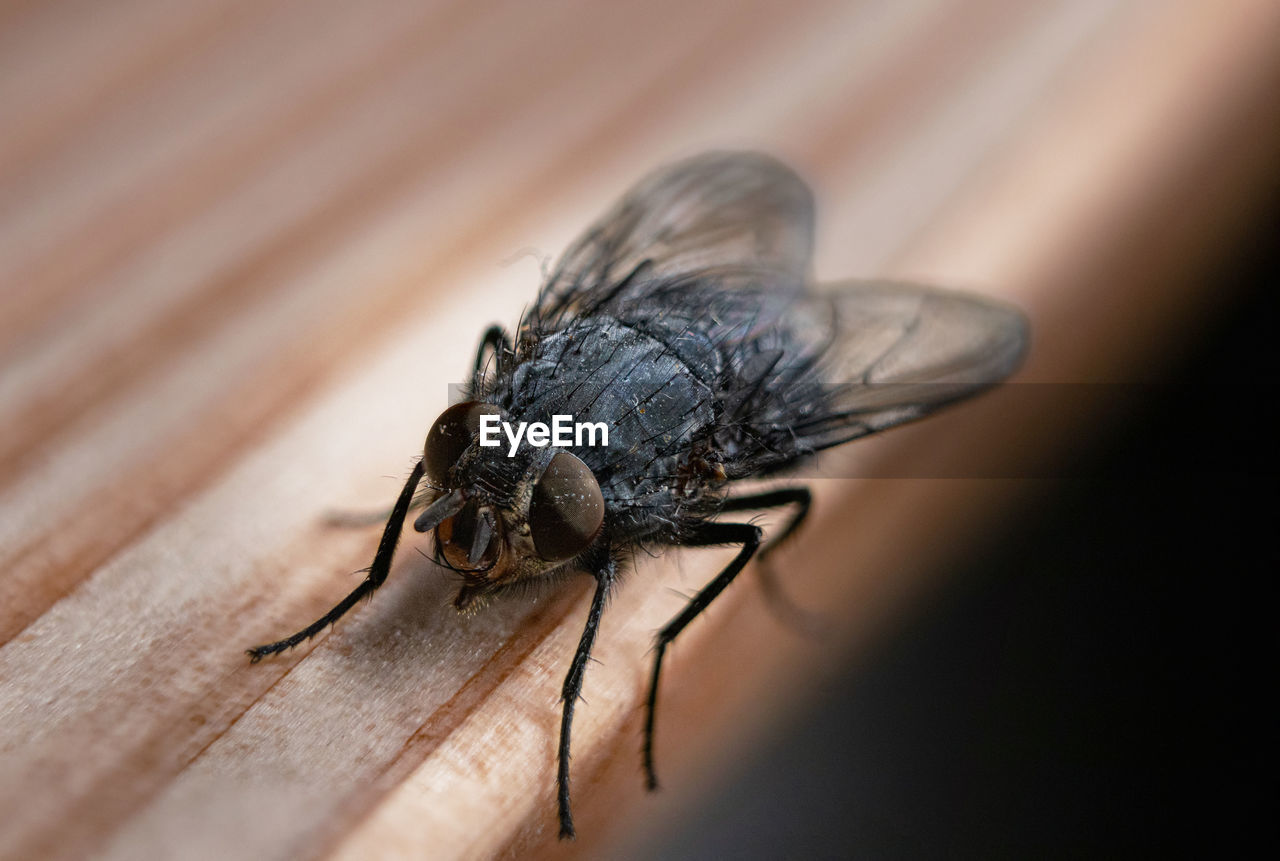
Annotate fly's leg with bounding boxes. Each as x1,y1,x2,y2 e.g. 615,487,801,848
557,553,616,839
473,324,512,385
719,487,811,555
245,462,441,661
643,521,761,791
719,487,826,637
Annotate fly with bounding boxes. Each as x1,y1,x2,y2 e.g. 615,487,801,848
246,152,1029,838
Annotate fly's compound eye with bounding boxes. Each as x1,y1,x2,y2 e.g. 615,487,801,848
529,451,604,561
423,401,504,485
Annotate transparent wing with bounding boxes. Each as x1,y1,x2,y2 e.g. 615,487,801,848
511,152,1028,474
532,151,814,324
710,280,1030,475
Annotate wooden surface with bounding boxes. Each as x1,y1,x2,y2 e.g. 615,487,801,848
1,1,1278,859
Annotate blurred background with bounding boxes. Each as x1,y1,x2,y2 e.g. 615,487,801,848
1,1,1276,859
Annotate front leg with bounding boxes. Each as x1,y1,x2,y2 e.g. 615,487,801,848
643,521,762,790
557,552,616,839
245,464,462,661
472,324,511,388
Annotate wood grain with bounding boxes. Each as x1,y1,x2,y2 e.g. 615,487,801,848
1,1,1277,859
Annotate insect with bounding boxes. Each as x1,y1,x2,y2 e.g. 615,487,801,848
247,152,1029,837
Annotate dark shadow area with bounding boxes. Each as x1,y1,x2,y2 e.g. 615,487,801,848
635,199,1279,858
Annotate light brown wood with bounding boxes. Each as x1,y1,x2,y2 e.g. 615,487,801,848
1,1,1277,859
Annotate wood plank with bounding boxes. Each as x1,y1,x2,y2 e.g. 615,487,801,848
1,1,1276,859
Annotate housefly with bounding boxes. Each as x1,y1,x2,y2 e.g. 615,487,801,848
247,152,1029,838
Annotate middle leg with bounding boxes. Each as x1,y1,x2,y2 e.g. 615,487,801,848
718,487,823,635
643,521,762,790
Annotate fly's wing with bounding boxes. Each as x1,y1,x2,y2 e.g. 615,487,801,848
715,280,1030,476
529,151,814,327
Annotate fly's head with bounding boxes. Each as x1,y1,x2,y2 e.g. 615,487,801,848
414,401,605,612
